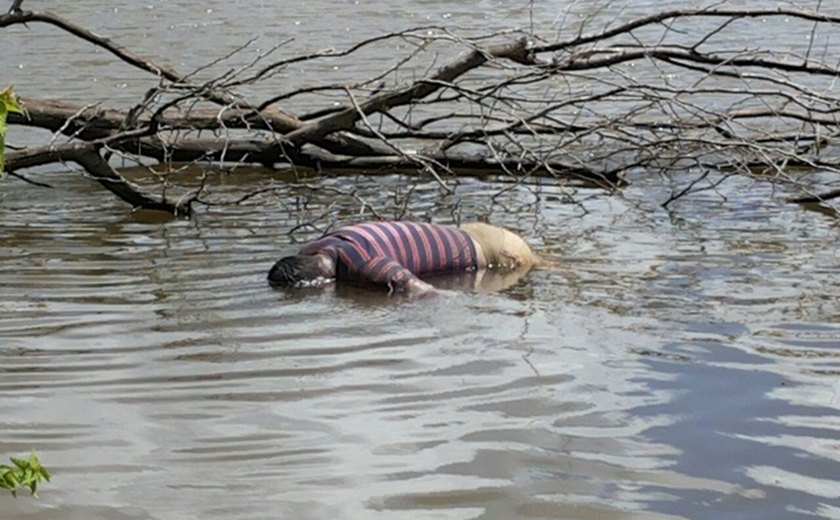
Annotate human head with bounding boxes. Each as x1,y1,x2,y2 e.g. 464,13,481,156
267,255,332,287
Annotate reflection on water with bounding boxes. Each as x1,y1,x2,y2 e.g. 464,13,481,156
2,0,840,518
1,170,838,520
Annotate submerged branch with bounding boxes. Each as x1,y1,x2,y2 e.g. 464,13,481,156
5,143,189,215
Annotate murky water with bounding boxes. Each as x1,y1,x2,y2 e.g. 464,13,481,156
2,1,840,519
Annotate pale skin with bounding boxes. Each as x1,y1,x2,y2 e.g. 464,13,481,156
459,222,540,270
306,222,540,296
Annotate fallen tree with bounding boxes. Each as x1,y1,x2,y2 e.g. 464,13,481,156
3,3,840,216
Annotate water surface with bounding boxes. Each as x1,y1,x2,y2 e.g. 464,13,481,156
2,1,839,519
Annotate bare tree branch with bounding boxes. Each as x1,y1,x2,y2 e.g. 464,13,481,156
4,6,840,215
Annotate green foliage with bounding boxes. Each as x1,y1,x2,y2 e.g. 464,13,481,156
0,452,50,498
0,85,24,177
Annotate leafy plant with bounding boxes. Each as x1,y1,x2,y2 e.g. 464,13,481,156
0,85,24,177
0,452,51,497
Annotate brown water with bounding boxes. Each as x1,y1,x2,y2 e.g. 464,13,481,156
2,1,840,519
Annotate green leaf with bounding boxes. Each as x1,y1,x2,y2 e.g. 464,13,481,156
3,471,20,489
0,86,23,115
0,122,6,176
0,85,24,178
0,452,49,497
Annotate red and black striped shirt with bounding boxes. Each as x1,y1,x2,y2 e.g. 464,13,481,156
298,221,478,289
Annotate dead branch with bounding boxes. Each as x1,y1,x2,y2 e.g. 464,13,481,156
3,5,840,214
0,10,183,82
5,143,188,215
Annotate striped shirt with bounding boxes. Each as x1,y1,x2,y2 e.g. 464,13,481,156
299,221,478,290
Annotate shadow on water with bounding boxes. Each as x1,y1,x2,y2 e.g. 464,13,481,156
263,264,537,307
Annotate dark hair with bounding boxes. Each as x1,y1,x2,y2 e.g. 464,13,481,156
267,255,325,287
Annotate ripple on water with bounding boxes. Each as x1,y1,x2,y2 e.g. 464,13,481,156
2,151,840,519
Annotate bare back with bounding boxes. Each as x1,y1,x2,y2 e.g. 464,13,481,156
460,222,540,269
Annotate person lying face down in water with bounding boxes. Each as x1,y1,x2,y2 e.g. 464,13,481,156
267,221,540,295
